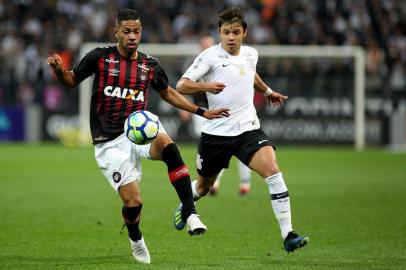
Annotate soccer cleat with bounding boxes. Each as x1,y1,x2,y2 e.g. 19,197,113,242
129,237,151,264
173,203,186,230
283,231,309,252
186,214,207,236
239,183,250,196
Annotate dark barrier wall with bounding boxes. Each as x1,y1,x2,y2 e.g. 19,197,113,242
0,106,24,141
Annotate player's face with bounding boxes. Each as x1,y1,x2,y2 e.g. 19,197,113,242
115,20,142,56
218,22,247,55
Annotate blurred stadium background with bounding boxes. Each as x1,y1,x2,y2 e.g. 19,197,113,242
0,0,405,148
1,1,406,269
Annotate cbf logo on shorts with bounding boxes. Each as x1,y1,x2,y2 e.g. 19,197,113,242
196,154,203,170
112,172,121,183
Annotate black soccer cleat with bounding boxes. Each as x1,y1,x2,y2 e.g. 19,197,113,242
284,231,309,252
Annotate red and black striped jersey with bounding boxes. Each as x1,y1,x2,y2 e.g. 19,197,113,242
73,45,168,144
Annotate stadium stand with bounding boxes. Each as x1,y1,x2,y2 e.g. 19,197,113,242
0,0,404,122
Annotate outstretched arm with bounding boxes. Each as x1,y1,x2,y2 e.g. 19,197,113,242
254,73,288,106
46,54,78,88
159,86,230,119
176,77,226,95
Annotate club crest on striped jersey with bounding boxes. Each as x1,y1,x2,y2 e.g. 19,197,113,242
104,86,144,101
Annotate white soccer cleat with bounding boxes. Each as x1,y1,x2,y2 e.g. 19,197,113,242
129,237,151,264
186,214,207,236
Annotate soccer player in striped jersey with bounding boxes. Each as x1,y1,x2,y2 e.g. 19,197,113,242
174,7,309,253
47,9,229,264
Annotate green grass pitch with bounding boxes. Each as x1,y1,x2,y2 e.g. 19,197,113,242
0,143,405,269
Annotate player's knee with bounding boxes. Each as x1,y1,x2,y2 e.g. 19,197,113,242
196,177,215,196
150,133,175,160
197,184,211,196
122,194,143,207
155,133,173,150
258,165,280,178
269,165,280,176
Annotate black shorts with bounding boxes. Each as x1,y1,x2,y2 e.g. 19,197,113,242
197,129,274,177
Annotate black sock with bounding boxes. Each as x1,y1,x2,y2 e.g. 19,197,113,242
122,205,142,241
162,143,196,221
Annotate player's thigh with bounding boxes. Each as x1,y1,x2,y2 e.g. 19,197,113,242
95,134,143,191
248,146,280,178
233,129,273,165
197,134,232,177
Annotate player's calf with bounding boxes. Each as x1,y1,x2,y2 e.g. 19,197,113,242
162,143,196,220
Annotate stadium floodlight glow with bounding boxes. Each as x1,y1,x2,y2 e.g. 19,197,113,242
79,43,365,150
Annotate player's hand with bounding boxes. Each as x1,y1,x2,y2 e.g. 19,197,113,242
46,54,64,74
266,91,288,106
204,82,226,95
203,108,230,119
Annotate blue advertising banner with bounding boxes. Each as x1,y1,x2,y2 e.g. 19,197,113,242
0,106,24,141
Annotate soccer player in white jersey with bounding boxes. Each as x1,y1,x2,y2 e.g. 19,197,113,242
181,34,253,196
173,7,309,252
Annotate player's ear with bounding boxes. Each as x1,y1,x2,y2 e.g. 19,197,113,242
243,28,247,38
114,26,118,38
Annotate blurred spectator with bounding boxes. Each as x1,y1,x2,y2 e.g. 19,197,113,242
365,40,387,94
390,59,406,97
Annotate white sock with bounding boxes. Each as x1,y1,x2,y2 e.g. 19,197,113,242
191,180,201,200
265,172,292,239
214,169,225,186
237,161,251,185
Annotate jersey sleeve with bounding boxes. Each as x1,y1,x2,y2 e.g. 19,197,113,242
252,47,259,67
150,61,169,91
182,49,212,82
72,48,100,83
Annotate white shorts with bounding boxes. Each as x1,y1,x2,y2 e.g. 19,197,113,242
95,123,167,191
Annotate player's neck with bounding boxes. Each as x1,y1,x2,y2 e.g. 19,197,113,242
117,46,138,60
220,44,240,56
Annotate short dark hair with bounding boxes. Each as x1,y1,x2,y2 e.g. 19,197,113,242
116,9,140,24
218,8,247,30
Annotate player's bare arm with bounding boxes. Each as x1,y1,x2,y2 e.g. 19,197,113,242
254,73,288,106
159,86,230,119
46,54,78,88
176,78,225,95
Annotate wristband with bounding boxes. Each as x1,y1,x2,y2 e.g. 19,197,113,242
264,87,273,97
195,107,206,116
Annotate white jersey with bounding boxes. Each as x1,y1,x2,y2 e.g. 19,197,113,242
183,44,260,136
